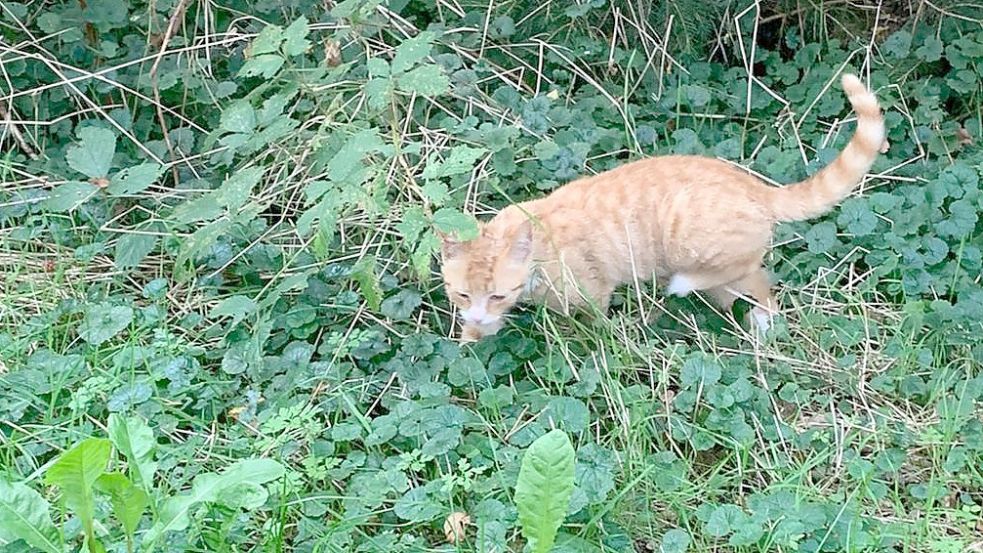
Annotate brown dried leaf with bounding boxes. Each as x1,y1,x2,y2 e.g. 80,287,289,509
90,177,110,188
957,127,973,146
443,511,470,543
324,39,342,67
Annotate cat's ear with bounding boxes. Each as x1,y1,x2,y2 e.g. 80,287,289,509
508,219,533,262
438,232,467,260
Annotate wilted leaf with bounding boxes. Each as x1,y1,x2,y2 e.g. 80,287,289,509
443,511,470,543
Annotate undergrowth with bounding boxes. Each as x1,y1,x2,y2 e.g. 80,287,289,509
1,0,982,552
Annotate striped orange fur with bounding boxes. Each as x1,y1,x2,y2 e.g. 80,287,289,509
440,74,885,341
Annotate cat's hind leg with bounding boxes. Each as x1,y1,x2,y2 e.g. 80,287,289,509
706,268,777,332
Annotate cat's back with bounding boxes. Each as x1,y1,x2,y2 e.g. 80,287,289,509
540,154,767,210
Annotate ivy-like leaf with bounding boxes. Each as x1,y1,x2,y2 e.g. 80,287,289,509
78,303,134,345
209,295,258,326
515,429,576,553
66,127,116,179
380,289,422,320
239,54,285,79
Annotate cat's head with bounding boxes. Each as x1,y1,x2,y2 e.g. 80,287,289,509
439,219,533,328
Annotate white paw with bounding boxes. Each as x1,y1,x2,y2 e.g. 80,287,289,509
666,274,694,297
750,309,772,333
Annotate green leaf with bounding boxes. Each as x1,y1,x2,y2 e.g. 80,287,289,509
380,289,422,320
396,63,449,96
66,127,116,179
248,24,283,56
107,414,157,491
352,256,382,311
45,438,111,552
804,221,838,254
660,529,691,553
239,54,285,79
396,206,428,243
393,485,442,522
391,31,435,73
432,208,479,240
282,16,310,56
215,166,263,210
78,303,134,345
515,429,576,553
422,145,487,179
680,355,722,388
108,162,165,195
114,232,158,269
915,35,943,62
143,458,284,545
46,181,98,212
0,480,61,553
209,295,257,327
94,473,148,539
221,101,256,134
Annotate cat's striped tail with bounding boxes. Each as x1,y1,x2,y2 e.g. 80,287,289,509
766,73,885,222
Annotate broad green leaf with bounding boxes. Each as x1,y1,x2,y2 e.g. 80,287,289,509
282,16,310,56
391,31,435,74
46,181,98,212
515,429,576,553
366,58,390,77
143,458,284,545
432,208,478,240
107,414,157,491
396,206,428,243
248,24,283,56
220,101,256,134
380,289,422,320
327,129,385,183
680,355,722,388
0,480,61,553
209,295,257,327
396,63,449,96
215,166,263,210
172,194,223,224
108,162,165,195
352,256,382,311
78,303,134,345
804,221,838,254
364,77,393,110
66,127,116,179
94,473,148,539
239,54,285,79
45,438,111,552
915,35,943,62
114,232,157,269
422,145,487,179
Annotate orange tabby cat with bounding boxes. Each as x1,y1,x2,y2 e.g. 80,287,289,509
440,74,884,342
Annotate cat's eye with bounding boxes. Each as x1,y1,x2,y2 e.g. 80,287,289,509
456,292,470,300
489,294,506,301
